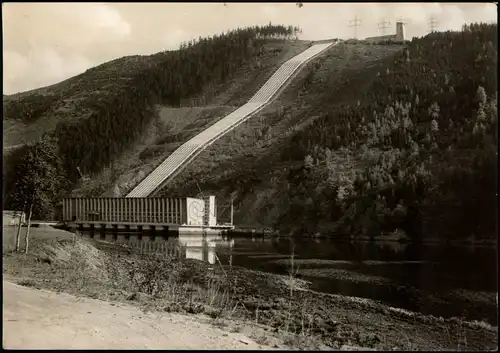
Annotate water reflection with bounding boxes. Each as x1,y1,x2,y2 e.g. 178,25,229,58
84,230,235,265
83,230,497,324
178,233,234,265
86,231,496,293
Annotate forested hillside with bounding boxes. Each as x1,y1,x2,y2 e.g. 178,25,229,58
3,24,303,218
276,23,498,241
4,22,497,241
166,23,497,242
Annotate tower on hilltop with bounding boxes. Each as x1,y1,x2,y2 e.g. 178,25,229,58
395,22,406,42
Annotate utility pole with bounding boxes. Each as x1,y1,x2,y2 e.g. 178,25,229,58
429,16,438,33
348,15,362,39
378,19,392,36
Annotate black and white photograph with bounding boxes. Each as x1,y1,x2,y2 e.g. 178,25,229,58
2,1,498,350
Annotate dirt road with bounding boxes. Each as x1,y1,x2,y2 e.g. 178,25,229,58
3,281,264,350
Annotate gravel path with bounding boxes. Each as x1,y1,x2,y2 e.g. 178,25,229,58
3,280,264,350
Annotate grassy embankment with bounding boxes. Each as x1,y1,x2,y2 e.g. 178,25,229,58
3,228,497,350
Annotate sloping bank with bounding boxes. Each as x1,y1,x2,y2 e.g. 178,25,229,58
3,231,497,351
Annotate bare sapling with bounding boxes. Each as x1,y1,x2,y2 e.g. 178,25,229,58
214,252,250,317
15,211,23,252
24,202,34,254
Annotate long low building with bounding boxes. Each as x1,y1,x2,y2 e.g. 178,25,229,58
3,210,25,226
365,22,406,43
62,195,220,230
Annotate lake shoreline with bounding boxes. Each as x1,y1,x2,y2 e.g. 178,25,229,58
3,230,497,351
50,222,497,248
225,228,497,248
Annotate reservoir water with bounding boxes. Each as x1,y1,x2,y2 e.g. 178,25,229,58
83,231,498,326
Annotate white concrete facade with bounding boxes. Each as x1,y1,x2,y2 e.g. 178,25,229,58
203,196,217,227
186,197,205,226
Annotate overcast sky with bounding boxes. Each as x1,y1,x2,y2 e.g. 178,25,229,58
3,2,497,95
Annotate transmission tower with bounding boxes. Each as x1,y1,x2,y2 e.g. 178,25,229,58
377,19,392,35
429,16,438,32
348,15,362,39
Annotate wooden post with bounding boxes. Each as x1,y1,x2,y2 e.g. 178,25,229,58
15,211,23,252
16,201,28,251
24,202,34,254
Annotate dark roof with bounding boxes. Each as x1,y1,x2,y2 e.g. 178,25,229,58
365,34,397,41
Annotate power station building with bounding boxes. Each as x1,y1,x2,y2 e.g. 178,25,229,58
62,195,218,229
365,21,406,43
